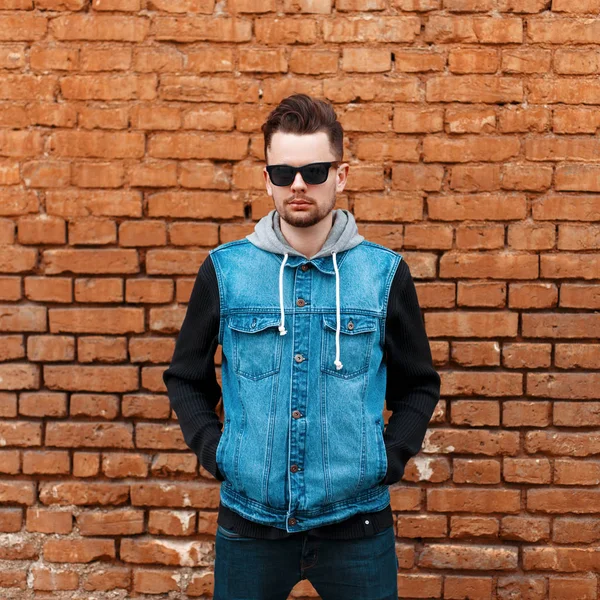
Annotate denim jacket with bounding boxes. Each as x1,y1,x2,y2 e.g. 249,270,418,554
164,209,441,534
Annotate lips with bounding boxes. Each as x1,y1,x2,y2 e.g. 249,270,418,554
289,200,311,205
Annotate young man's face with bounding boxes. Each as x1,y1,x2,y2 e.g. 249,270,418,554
263,131,348,229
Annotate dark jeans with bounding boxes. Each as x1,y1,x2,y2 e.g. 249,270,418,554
213,524,399,600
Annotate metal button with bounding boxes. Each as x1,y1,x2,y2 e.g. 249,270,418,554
296,298,306,307
348,321,354,330
301,264,310,271
288,517,297,526
292,410,302,419
290,464,299,473
294,354,305,363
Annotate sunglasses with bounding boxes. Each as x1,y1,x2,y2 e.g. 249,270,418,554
266,161,340,187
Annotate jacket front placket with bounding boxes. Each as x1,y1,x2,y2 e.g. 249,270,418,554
284,256,313,529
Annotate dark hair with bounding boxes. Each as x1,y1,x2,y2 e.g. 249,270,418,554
261,94,344,164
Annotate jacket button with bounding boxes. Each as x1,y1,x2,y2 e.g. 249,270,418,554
292,410,302,419
288,517,297,526
301,264,310,271
294,354,304,363
290,464,299,473
348,321,354,330
296,298,306,307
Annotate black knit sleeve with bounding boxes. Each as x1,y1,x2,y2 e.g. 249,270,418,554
381,258,441,486
163,254,225,482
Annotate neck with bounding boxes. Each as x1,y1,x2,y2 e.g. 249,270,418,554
279,212,334,259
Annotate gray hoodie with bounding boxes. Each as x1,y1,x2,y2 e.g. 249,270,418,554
246,208,365,372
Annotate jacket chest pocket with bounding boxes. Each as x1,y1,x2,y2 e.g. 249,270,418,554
320,314,377,379
227,315,283,380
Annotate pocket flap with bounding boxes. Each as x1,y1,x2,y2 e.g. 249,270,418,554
227,314,282,334
322,314,377,335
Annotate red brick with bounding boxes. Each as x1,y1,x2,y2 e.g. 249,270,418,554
393,107,443,133
49,307,143,334
392,164,444,191
554,107,600,134
126,280,174,304
0,191,37,218
83,567,131,591
77,508,144,535
426,76,523,103
38,481,128,505
283,0,331,11
323,17,421,42
450,165,500,192
457,279,505,304
527,78,600,104
499,106,550,132
28,102,77,127
354,193,423,222
103,453,149,478
17,215,66,244
122,394,171,419
179,161,230,189
239,48,287,73
289,49,338,75
42,366,135,393
77,338,127,363
145,251,208,277
63,295,123,324
31,568,78,591
507,222,555,250
69,218,117,245
36,0,87,8
79,106,129,130
44,538,115,563
528,18,600,43
46,421,134,447
0,305,46,331
532,195,600,221
0,245,37,273
61,74,156,101
152,16,252,42
502,164,552,191
26,507,72,534
229,0,275,10
20,392,67,417
423,136,520,162
73,452,101,477
0,419,41,444
48,131,145,159
81,46,131,71
133,569,180,594
30,45,79,71
0,277,21,302
93,0,141,9
27,335,75,362
148,306,186,332
22,161,70,189
23,450,70,475
254,17,318,45
50,15,149,41
502,48,551,73
130,161,178,187
43,249,139,275
182,106,235,131
148,509,196,536
148,132,248,160
342,48,391,73
0,130,44,157
0,391,17,416
71,393,120,418
0,14,47,40
424,16,523,43
439,252,537,278
0,337,24,361
445,107,496,134
449,48,498,73
168,222,219,246
134,46,184,72
555,164,600,192
72,162,124,188
131,105,180,130
119,221,167,247
0,161,20,186
147,191,243,219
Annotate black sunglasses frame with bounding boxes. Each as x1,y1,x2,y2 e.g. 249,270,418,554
266,161,341,187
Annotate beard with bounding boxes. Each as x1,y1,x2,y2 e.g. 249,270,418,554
276,190,337,228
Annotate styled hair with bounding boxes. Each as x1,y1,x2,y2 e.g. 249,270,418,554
261,94,344,163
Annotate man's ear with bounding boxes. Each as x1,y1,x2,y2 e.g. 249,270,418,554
263,167,273,197
335,163,349,193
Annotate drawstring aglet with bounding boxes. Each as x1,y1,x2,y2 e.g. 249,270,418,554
334,360,343,370
278,325,287,335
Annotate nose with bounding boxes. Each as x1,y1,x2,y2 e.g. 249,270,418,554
290,170,307,192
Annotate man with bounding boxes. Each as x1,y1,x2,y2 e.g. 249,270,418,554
163,94,441,600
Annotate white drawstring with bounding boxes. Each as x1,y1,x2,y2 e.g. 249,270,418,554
332,251,343,370
278,253,288,335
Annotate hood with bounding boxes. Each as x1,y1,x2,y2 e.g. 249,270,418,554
246,208,365,373
246,208,364,259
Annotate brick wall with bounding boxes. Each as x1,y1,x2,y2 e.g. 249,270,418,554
1,0,599,597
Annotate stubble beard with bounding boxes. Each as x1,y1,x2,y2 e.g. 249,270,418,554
277,190,337,229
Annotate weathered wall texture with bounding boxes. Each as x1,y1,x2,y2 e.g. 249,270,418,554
0,0,599,597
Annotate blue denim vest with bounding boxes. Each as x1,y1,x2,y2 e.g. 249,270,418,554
210,238,402,533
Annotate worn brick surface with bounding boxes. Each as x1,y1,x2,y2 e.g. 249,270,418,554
0,2,596,598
